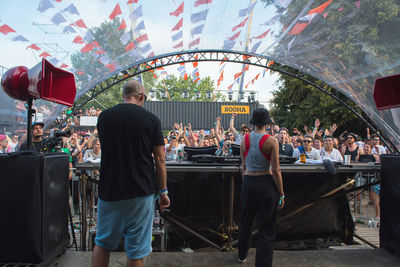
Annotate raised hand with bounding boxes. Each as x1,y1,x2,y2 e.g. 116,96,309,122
330,123,337,135
314,119,320,128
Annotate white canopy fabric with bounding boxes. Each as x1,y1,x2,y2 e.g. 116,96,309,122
0,0,399,147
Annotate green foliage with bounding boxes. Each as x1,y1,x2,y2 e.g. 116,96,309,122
153,75,225,102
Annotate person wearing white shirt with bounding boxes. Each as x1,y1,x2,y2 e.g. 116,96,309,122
292,135,320,160
370,134,387,155
320,135,343,162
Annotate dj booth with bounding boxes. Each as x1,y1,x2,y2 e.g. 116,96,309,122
76,160,380,251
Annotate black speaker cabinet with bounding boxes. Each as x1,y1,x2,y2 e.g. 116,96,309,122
380,154,400,256
0,152,69,265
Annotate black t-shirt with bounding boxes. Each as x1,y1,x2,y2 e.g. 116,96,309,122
19,140,44,152
279,143,294,156
97,103,164,201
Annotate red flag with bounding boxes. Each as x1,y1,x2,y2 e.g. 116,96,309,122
60,63,69,69
26,44,41,51
232,17,248,31
170,2,184,17
243,55,252,60
309,0,332,15
228,83,234,90
117,19,127,31
80,43,94,53
127,0,138,3
172,18,183,31
109,3,122,20
245,80,251,88
267,61,275,67
77,71,85,75
183,73,188,80
136,33,148,43
228,31,241,41
194,0,212,7
254,73,260,80
288,23,308,35
173,41,183,49
73,19,87,29
125,41,136,51
220,57,228,64
39,52,51,58
92,41,100,47
243,64,249,71
148,52,155,57
192,56,198,68
95,49,105,55
234,71,242,80
72,36,84,44
189,38,200,47
106,64,116,72
0,24,16,35
254,29,271,39
217,70,224,86
193,77,200,83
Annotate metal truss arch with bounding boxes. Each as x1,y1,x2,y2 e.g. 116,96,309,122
50,49,396,152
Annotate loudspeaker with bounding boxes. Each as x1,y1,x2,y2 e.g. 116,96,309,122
380,154,400,256
0,152,69,265
1,58,76,106
373,73,400,110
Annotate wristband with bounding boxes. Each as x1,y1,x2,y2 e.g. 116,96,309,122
280,195,285,200
159,188,168,196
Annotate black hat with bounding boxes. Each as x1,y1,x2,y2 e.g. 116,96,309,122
250,108,273,126
32,122,44,128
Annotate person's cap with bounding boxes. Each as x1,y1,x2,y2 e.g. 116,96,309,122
249,108,273,126
279,127,289,134
346,132,357,139
0,134,7,141
32,122,44,128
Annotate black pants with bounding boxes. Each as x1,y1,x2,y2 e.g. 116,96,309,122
238,175,279,267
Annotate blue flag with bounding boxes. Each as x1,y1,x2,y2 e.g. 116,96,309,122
191,9,209,23
191,25,204,36
62,4,80,15
12,35,29,42
63,25,76,34
37,0,54,13
172,31,183,41
51,13,67,25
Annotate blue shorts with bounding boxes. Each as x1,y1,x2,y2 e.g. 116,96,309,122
95,195,154,260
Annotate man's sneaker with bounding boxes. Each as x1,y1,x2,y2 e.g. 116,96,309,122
236,255,246,263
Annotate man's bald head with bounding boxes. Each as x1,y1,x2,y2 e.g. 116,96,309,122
122,80,147,106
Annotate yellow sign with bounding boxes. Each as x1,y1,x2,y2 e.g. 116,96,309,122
221,105,250,114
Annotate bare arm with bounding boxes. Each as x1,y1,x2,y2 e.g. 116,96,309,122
214,116,222,144
153,145,170,212
266,137,284,209
311,119,320,138
229,113,238,135
240,136,247,179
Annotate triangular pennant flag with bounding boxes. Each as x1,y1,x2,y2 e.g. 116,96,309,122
250,41,262,53
37,0,54,13
170,2,184,17
60,63,69,69
11,35,29,42
193,77,200,83
80,43,94,53
288,23,308,35
48,58,60,66
183,73,188,80
232,17,248,32
120,31,132,45
72,36,84,44
172,18,183,31
148,51,155,58
217,69,224,86
118,19,127,31
172,31,183,41
191,9,208,23
127,0,139,3
309,0,332,15
0,24,16,35
228,83,234,90
105,64,116,72
133,21,145,34
238,2,256,17
84,31,95,42
223,39,235,50
275,0,292,9
26,44,41,51
51,12,67,25
261,15,280,26
125,41,136,51
130,5,143,22
228,31,241,41
234,71,243,80
39,52,51,58
140,43,152,54
194,0,212,7
62,4,79,15
173,41,183,49
73,19,87,29
243,64,249,71
63,25,76,33
136,33,148,43
191,25,204,36
189,38,200,48
109,3,122,20
254,29,271,39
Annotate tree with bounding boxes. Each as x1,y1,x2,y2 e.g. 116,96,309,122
152,75,225,102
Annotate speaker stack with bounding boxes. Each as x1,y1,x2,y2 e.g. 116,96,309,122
0,152,69,265
380,154,400,256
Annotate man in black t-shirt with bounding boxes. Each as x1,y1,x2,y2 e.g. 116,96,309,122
19,122,45,152
92,80,170,267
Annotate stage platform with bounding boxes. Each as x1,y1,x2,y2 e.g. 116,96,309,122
50,249,399,266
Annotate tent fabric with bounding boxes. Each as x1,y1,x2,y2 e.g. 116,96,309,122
0,0,399,148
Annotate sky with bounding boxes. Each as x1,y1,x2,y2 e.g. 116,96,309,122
0,0,284,107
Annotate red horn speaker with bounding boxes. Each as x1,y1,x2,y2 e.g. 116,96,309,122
1,59,76,107
373,73,400,110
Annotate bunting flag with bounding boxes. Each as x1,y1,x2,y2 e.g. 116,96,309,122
133,21,145,34
309,0,332,15
275,0,292,9
268,61,275,67
37,0,54,13
80,43,94,53
62,4,79,15
131,5,143,22
11,35,29,42
191,9,208,23
76,71,85,75
48,58,60,66
177,65,185,72
192,68,199,77
136,33,148,43
109,3,122,20
120,31,131,45
261,15,280,26
125,41,136,51
192,56,198,68
183,73,188,80
288,23,308,35
95,50,105,55
194,0,212,7
254,29,270,39
228,31,241,41
228,83,234,90
92,41,100,48
73,19,87,29
172,18,183,31
172,30,183,41
73,36,84,44
191,24,204,35
106,64,116,72
84,31,95,42
250,41,262,53
223,39,235,50
189,38,200,48
234,71,242,80
51,13,67,25
60,63,69,69
238,2,256,17
243,64,249,71
193,77,200,83
39,52,51,58
170,2,184,17
173,41,183,48
140,43,152,54
63,25,76,33
0,24,16,35
232,17,248,32
127,0,139,4
26,44,41,51
217,69,224,87
117,19,127,31
299,13,318,22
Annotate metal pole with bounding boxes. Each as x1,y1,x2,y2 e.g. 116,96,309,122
81,172,88,251
228,174,235,251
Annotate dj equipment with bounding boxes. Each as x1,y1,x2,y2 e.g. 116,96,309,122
0,152,69,265
380,154,400,256
191,154,241,164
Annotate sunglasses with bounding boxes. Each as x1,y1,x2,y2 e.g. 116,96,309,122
227,134,234,137
135,92,148,101
304,140,312,143
347,136,354,139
